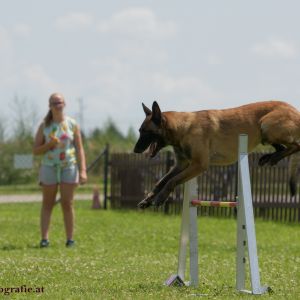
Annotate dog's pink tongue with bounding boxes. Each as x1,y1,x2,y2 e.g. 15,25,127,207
144,144,152,157
150,142,157,157
145,142,157,158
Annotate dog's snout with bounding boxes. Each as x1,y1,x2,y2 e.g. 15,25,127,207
134,146,141,153
134,142,144,153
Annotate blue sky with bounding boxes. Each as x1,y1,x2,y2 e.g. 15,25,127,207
1,0,300,135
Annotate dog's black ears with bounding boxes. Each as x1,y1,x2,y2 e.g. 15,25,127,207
142,101,162,125
142,103,152,116
152,101,161,125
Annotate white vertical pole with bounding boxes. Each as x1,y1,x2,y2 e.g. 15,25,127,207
237,134,268,295
177,180,191,280
240,156,263,294
189,178,199,287
236,135,247,290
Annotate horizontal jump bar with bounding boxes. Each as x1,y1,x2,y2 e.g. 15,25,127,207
191,200,237,208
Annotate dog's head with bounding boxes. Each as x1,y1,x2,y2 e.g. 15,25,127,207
134,101,167,158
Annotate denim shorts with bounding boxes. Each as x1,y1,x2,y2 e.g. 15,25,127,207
39,164,79,185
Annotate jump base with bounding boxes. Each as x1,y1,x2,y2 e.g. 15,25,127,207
165,275,185,287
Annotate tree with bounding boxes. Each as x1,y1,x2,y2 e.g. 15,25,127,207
0,117,5,142
126,126,137,143
103,118,124,140
11,95,38,141
0,96,39,185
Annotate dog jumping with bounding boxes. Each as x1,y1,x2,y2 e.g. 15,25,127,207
133,100,300,209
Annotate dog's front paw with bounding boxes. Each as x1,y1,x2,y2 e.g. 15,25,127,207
137,198,152,209
137,193,155,209
152,193,168,208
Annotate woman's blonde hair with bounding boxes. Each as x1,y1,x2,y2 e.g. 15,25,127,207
44,93,65,127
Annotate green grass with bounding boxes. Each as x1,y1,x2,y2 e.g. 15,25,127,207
0,184,41,194
0,201,299,299
0,182,107,195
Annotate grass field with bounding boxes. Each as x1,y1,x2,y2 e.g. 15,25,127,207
0,200,299,299
0,182,106,195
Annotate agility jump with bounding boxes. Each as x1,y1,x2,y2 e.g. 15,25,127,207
166,134,269,295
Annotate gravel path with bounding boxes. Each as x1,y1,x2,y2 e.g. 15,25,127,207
0,194,92,203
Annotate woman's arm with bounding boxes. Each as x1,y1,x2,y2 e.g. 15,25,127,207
33,123,59,156
74,124,87,184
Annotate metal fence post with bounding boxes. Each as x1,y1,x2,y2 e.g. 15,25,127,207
103,143,109,210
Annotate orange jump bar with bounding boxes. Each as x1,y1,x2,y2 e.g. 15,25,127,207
191,200,237,208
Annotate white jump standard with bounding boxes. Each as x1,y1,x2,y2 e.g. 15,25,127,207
165,134,269,295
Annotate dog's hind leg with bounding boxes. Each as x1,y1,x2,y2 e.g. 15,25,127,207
268,143,300,165
258,144,286,166
259,109,300,165
288,153,299,197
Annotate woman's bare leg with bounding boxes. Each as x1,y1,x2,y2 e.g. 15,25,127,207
60,183,77,240
40,184,58,240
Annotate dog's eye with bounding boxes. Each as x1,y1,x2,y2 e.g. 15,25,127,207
139,128,151,135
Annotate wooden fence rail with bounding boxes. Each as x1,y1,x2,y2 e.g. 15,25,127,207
110,151,300,222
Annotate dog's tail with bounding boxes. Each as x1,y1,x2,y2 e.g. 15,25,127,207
288,153,300,197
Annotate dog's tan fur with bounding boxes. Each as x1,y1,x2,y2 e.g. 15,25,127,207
134,100,300,208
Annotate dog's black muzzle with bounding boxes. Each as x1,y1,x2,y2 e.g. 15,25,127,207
134,133,154,153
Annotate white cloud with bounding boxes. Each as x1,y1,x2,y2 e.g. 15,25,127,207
97,7,176,39
24,64,59,92
207,54,222,65
86,56,222,122
0,26,11,49
55,12,94,31
13,24,31,37
0,26,14,84
88,57,219,103
252,37,297,59
150,72,222,109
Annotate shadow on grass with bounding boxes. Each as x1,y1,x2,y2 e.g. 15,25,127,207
26,243,41,249
133,281,191,292
0,243,43,251
0,244,24,251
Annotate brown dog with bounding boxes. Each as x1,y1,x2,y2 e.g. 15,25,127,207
134,101,300,208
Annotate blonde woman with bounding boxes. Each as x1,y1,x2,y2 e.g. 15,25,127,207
33,93,87,247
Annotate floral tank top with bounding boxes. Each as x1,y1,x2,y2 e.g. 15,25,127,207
42,116,77,168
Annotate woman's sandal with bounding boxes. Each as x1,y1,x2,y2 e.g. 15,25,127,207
66,240,75,247
40,239,50,248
